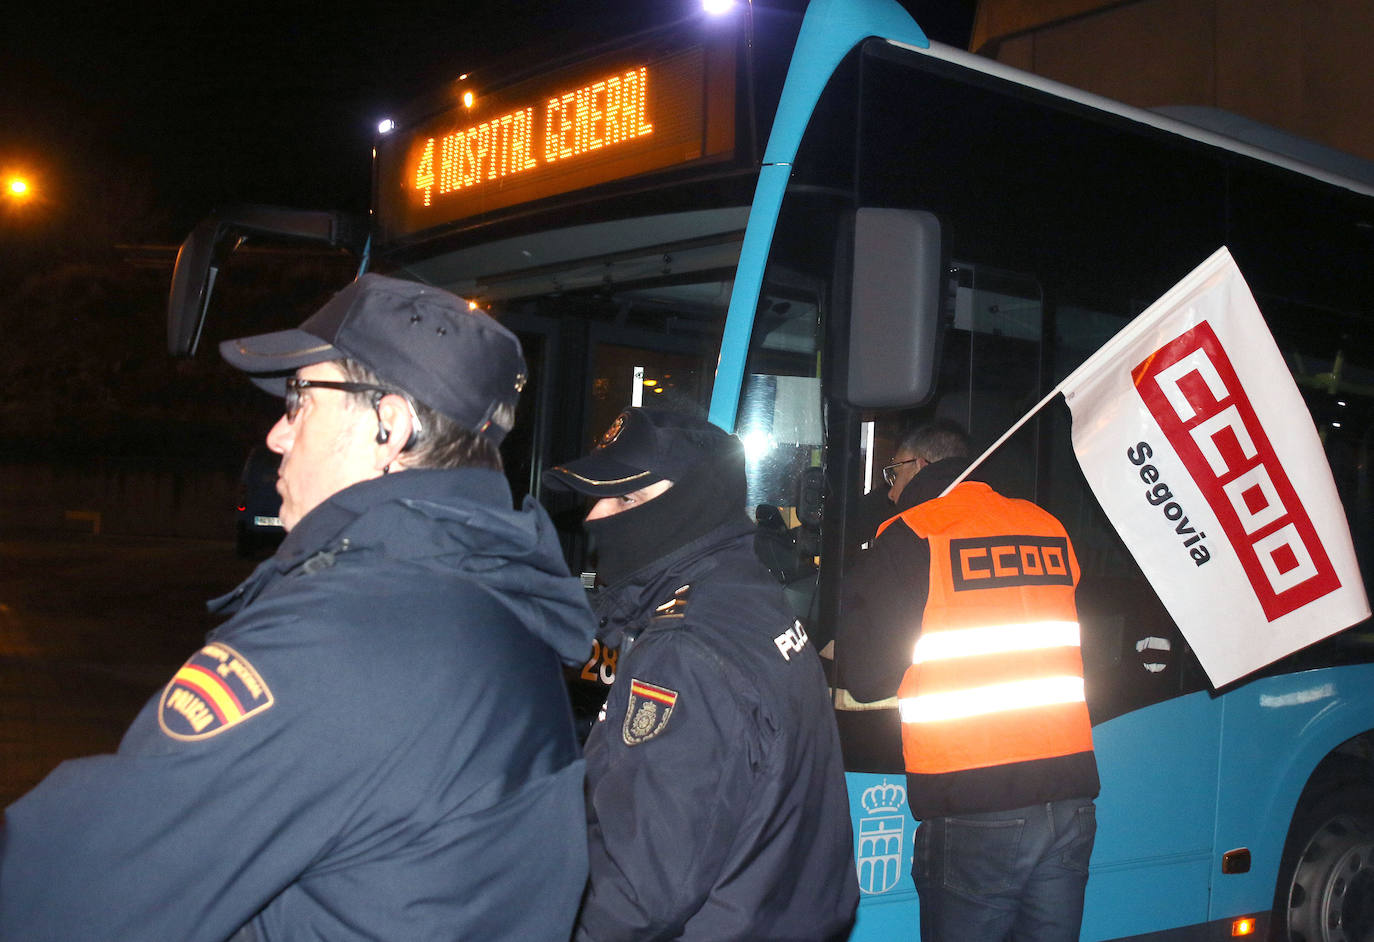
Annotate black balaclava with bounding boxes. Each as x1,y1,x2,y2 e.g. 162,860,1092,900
584,449,748,587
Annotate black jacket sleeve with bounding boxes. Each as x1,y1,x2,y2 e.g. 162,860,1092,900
835,520,932,702
0,633,346,941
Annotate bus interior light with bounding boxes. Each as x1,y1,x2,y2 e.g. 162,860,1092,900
740,429,774,463
702,0,735,13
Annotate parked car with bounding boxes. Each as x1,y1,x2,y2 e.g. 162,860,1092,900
236,447,284,557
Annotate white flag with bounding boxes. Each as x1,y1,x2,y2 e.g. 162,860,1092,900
1061,247,1368,687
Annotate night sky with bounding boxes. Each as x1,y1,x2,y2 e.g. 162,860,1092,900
6,2,662,243
0,0,969,475
3,1,972,250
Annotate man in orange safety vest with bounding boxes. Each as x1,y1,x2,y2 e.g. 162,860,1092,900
836,421,1098,942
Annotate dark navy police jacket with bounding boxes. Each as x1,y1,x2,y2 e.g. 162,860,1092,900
576,519,859,942
1,469,597,942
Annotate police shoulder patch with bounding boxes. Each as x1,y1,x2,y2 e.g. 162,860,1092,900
158,643,275,741
623,678,679,746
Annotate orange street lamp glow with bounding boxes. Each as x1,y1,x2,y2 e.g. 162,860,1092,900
7,177,30,199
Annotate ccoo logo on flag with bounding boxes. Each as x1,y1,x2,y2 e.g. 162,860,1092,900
1132,320,1340,620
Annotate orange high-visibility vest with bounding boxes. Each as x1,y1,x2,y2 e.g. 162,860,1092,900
878,481,1094,776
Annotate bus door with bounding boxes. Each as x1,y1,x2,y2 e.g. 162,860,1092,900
481,267,740,733
585,321,714,455
496,312,557,507
836,261,1055,914
735,264,829,631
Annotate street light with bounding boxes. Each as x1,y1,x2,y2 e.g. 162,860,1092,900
5,176,33,202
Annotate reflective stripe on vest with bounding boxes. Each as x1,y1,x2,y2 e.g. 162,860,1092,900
887,482,1095,776
912,620,1080,663
900,675,1085,723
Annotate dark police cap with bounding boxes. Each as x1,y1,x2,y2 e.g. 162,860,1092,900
543,407,742,498
220,274,526,444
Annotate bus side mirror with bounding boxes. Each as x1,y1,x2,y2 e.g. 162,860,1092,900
845,208,944,408
167,206,368,356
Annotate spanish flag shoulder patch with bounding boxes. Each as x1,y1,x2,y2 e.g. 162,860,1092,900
158,643,275,742
623,678,679,746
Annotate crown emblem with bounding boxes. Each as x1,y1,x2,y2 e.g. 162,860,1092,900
861,780,907,814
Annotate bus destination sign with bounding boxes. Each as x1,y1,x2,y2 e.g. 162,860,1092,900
378,35,737,241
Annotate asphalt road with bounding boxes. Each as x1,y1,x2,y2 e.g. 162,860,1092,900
0,534,259,808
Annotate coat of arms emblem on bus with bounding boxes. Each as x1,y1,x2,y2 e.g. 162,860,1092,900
857,780,909,895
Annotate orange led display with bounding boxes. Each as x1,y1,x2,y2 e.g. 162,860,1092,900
412,66,654,208
377,33,736,241
414,106,541,206
544,67,654,163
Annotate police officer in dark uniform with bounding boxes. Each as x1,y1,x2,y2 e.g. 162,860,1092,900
545,407,858,941
1,275,597,941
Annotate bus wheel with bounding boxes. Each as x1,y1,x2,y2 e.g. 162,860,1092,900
1276,772,1374,942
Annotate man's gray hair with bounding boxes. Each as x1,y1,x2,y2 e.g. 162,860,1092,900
337,358,506,471
898,421,969,464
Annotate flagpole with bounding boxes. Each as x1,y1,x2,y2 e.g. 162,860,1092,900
939,386,1065,496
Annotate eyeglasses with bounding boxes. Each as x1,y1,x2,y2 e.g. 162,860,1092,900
284,377,396,423
882,457,922,487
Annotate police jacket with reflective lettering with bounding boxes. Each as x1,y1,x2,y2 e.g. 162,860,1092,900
838,459,1099,819
1,468,597,942
576,518,858,942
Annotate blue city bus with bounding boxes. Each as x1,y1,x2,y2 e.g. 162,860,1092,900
167,1,1374,938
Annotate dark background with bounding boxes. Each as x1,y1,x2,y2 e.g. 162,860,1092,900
0,1,973,472
2,1,973,241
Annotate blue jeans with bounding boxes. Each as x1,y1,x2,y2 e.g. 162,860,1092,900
911,797,1096,942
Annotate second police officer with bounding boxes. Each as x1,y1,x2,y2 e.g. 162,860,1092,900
545,407,859,941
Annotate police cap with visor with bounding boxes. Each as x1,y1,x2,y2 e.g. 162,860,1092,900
543,408,740,497
219,274,526,445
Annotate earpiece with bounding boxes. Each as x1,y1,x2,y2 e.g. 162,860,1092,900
376,426,391,445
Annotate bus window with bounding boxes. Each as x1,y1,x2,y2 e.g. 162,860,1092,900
946,264,1043,500
489,268,737,551
1267,298,1374,665
839,263,1044,545
1048,302,1195,722
587,339,709,447
738,277,826,626
1271,302,1374,558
